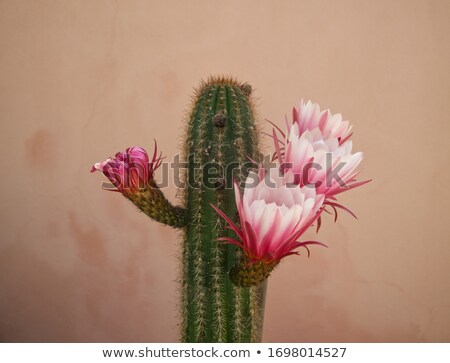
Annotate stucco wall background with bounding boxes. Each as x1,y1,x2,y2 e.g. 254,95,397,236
1,0,449,342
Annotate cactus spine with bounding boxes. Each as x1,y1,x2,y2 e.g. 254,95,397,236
180,77,266,342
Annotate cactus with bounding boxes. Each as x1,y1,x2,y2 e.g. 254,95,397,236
91,76,268,342
91,76,370,343
178,76,266,342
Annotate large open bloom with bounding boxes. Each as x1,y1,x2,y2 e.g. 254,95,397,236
288,99,353,145
212,170,325,265
272,101,370,220
281,124,366,198
90,143,162,195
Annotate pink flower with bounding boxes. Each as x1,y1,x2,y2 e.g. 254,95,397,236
288,99,353,145
90,143,162,194
281,124,367,199
272,102,370,220
212,170,325,264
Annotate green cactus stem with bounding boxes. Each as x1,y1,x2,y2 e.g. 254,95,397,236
127,179,186,228
179,76,267,342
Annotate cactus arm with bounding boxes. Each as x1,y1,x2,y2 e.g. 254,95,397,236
127,180,186,228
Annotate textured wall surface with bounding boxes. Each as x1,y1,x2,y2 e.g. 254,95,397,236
1,0,449,342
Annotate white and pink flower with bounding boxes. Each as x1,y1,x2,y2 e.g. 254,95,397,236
272,101,370,219
212,170,325,264
281,124,366,198
288,99,353,145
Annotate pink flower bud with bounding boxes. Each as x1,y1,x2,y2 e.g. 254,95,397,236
90,143,162,195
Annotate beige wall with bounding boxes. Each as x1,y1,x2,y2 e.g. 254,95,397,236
1,0,449,342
